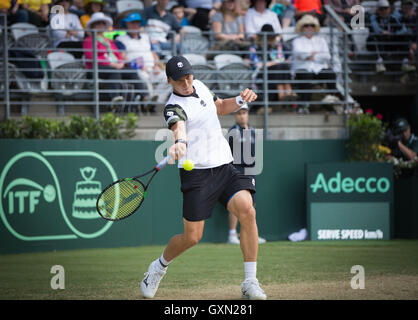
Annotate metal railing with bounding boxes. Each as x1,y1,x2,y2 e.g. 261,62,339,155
2,7,415,138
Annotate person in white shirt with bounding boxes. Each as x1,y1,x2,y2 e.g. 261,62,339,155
50,0,84,59
244,0,282,39
291,14,340,114
116,12,170,113
139,55,267,301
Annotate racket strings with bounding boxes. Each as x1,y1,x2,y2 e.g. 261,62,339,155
98,179,145,220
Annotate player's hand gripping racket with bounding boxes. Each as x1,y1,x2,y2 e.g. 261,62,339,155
96,155,171,221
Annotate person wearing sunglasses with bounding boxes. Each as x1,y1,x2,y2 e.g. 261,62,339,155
292,14,341,114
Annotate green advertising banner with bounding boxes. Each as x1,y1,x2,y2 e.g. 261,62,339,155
0,139,349,254
306,162,394,241
0,140,188,254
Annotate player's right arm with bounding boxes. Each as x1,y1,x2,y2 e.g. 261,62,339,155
164,104,188,161
169,121,187,160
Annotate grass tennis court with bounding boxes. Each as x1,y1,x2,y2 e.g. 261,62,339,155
1,240,417,300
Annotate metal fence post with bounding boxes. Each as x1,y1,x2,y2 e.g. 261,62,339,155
262,32,268,141
177,31,181,56
343,31,349,113
330,21,334,69
92,30,99,120
2,15,10,120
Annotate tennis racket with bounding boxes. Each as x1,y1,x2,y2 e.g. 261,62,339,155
96,155,171,221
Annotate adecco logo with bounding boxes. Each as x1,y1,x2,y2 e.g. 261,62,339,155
310,172,390,194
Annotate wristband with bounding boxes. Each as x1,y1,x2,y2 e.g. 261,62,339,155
175,139,187,146
236,95,245,106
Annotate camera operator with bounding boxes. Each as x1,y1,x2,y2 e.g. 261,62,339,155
390,118,418,161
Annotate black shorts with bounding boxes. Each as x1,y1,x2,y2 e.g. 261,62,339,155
179,163,256,222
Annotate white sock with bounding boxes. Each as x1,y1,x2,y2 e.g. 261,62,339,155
244,262,257,280
229,229,237,236
157,253,171,270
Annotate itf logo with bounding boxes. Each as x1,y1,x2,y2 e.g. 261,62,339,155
0,151,117,241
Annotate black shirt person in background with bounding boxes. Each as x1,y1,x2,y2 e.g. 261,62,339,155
227,104,266,245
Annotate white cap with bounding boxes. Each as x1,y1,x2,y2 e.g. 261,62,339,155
86,12,113,30
377,0,390,7
234,103,249,113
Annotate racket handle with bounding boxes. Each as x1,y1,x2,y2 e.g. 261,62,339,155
155,155,171,171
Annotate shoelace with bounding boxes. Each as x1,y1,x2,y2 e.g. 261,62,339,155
143,270,164,289
243,279,265,295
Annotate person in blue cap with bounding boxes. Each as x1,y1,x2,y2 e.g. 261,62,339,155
116,12,168,113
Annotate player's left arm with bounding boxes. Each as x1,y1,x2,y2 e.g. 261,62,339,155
215,88,257,115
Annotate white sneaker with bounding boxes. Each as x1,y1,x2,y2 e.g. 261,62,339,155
258,236,266,244
227,234,240,244
140,260,166,299
241,278,267,300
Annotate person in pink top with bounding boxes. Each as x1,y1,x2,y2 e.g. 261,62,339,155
83,12,144,111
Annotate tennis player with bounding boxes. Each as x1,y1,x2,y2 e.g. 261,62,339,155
140,55,267,300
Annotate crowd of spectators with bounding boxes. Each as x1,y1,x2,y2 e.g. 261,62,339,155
1,0,417,113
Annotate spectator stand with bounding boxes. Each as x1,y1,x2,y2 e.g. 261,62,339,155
1,4,416,135
9,23,50,115
48,51,88,116
213,53,252,99
345,2,417,95
179,25,210,55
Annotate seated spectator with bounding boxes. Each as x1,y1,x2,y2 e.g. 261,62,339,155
250,23,296,107
366,0,404,73
69,0,85,17
20,0,50,26
50,0,84,59
294,0,325,25
392,0,417,73
170,4,196,27
323,0,360,25
292,14,340,114
244,0,282,40
209,0,253,54
116,12,168,113
270,0,296,29
0,0,29,24
211,0,245,41
179,0,221,31
82,12,144,111
80,0,103,29
141,0,184,56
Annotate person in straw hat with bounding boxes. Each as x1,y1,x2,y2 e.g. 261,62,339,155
83,12,145,112
291,14,340,114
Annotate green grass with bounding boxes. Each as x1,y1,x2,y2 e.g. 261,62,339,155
1,240,418,300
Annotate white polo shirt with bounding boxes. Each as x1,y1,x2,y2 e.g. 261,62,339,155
291,35,331,74
116,33,155,69
164,79,234,169
244,8,282,38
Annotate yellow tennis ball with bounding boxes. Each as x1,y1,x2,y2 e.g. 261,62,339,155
183,159,194,171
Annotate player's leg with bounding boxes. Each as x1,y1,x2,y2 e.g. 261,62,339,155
163,218,205,261
227,190,258,262
227,190,267,300
140,219,204,298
